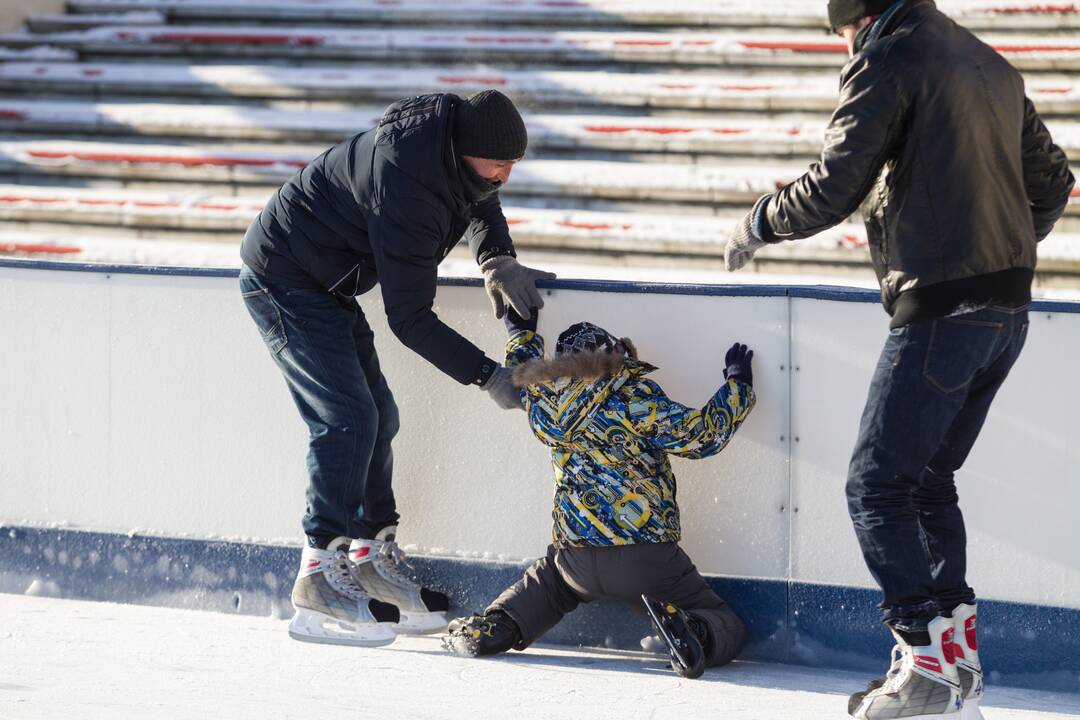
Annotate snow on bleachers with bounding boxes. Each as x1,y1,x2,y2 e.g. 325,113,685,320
5,26,1080,71
4,63,1080,116
0,138,875,202
3,185,1079,265
2,1,1079,279
5,98,1080,158
61,0,1080,31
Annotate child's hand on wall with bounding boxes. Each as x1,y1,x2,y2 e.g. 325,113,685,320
503,306,539,334
723,343,754,386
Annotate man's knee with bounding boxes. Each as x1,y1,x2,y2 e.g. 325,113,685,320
377,395,400,439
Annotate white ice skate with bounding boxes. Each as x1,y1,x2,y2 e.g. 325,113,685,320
288,537,400,647
951,604,984,720
348,526,450,634
849,616,963,720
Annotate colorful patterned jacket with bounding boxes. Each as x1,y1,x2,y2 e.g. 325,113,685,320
505,330,756,547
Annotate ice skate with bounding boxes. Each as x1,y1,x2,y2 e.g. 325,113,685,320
642,595,706,680
348,526,450,634
288,537,400,647
951,604,984,720
848,615,963,720
442,611,521,657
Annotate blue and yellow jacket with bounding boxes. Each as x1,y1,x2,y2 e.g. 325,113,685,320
506,330,756,548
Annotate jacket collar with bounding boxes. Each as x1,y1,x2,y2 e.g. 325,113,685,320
869,0,934,42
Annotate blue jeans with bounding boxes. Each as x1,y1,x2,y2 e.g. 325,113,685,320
846,305,1029,631
239,264,400,544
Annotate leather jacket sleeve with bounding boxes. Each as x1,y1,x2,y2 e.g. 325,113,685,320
1020,96,1075,242
766,53,909,242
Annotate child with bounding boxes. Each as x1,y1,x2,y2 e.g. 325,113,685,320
444,307,756,677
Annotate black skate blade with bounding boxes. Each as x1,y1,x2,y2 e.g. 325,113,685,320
641,594,705,680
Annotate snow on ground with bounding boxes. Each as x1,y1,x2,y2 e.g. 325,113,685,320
2,594,1078,720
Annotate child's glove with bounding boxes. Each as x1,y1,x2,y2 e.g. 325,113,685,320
724,343,754,385
503,306,539,334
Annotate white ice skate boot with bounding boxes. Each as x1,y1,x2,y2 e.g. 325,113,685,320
288,537,400,647
951,604,984,720
348,526,450,634
849,615,963,720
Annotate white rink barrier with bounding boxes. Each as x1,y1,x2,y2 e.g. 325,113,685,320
1,260,1078,613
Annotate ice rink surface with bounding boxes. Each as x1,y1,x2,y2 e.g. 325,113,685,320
3,595,1078,720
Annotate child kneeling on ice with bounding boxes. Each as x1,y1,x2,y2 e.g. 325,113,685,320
444,307,756,677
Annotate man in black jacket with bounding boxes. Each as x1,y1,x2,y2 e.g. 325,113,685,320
239,90,556,646
724,2,1073,718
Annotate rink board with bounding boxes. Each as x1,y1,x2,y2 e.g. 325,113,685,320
0,260,1078,692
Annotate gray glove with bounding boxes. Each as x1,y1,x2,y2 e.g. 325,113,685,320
480,256,557,320
481,365,522,410
725,194,772,272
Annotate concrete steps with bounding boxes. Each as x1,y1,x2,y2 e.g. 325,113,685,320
6,99,1080,164
2,1,1078,281
61,0,1080,32
0,99,834,157
0,138,890,205
4,185,1079,267
5,26,1080,72
4,62,1080,116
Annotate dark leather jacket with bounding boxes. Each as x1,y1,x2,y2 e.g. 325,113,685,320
764,0,1074,325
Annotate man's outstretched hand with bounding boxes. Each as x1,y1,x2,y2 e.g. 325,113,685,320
725,194,772,272
481,256,557,319
481,365,522,410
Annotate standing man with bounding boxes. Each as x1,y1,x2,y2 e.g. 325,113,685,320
724,1,1073,718
239,90,556,647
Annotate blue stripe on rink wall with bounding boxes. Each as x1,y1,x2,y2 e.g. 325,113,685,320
2,258,1080,314
2,526,1077,694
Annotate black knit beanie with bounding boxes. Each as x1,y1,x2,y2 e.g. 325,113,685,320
453,89,528,160
827,0,895,30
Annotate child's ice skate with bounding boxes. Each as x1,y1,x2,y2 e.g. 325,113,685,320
442,610,521,657
951,604,984,720
848,615,963,720
348,526,450,634
288,537,400,647
642,595,706,679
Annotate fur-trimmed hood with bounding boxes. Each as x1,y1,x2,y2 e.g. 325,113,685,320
512,347,658,442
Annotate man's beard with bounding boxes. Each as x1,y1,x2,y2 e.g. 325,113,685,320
459,158,501,203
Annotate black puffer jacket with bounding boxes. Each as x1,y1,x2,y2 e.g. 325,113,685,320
241,93,514,384
764,0,1074,326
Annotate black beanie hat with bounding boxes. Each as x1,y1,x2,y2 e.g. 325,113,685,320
827,0,894,30
453,89,528,161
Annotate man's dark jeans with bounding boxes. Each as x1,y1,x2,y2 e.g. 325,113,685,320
847,305,1029,631
239,264,400,544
